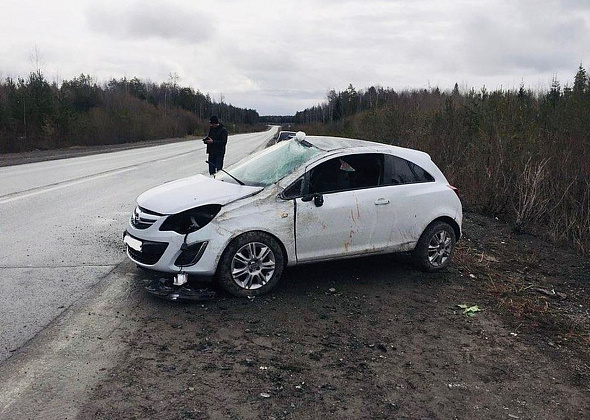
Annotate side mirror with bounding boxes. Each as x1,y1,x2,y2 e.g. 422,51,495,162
313,194,324,207
301,193,324,207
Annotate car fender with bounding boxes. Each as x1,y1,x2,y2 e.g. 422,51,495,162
195,186,297,270
413,199,463,242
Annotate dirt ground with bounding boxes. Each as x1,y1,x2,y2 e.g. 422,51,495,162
74,211,589,420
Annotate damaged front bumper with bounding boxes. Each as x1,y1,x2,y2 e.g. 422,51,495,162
122,221,227,276
145,277,216,301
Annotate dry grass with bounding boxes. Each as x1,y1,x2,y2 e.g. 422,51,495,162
454,216,590,360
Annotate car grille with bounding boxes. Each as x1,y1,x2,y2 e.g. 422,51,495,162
131,206,162,229
127,239,168,265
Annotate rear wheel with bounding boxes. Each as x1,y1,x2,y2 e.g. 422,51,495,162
217,232,284,297
413,221,456,272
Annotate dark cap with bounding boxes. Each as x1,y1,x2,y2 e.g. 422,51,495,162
209,116,219,124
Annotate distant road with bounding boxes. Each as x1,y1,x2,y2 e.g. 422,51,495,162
0,127,277,364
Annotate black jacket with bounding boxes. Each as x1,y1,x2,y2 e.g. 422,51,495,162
206,124,228,155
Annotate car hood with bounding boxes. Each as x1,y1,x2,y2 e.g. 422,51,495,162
137,174,263,214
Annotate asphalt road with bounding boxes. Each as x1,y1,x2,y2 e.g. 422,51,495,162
0,127,276,364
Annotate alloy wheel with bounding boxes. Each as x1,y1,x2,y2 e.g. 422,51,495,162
427,230,453,268
231,241,276,290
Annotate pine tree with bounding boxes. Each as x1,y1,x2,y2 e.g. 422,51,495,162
573,64,587,94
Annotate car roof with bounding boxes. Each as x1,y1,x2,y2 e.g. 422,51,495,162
303,135,433,165
272,134,447,188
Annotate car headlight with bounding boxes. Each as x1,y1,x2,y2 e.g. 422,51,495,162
159,204,221,234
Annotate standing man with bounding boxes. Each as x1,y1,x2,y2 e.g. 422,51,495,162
203,115,228,175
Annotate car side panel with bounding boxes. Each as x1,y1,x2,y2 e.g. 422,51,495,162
370,183,460,252
211,191,296,260
294,188,380,262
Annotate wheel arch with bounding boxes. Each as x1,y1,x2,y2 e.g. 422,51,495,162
214,229,289,296
428,216,461,241
216,229,289,273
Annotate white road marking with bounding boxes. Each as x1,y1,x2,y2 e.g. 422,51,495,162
0,167,137,204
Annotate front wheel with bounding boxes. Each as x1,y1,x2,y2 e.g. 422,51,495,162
413,221,456,272
217,232,284,297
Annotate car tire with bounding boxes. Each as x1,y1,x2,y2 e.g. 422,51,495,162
217,231,285,297
413,221,456,272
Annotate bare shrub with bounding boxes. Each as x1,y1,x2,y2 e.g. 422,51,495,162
513,157,551,232
571,187,590,255
548,177,590,255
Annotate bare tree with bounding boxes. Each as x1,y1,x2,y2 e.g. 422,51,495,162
29,45,45,75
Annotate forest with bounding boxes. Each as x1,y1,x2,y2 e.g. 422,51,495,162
293,66,590,255
0,72,260,153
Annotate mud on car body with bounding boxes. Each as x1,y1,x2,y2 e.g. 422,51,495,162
124,132,462,297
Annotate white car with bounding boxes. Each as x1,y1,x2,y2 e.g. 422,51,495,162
124,132,462,297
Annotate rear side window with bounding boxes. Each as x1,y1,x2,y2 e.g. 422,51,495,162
384,155,434,185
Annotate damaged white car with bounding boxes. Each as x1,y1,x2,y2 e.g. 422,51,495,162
123,132,462,297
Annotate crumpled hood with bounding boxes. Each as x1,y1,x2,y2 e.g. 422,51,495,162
137,174,263,214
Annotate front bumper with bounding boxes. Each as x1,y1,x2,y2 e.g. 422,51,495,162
123,223,227,277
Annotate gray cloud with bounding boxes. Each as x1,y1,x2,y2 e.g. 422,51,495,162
454,2,588,76
86,1,213,43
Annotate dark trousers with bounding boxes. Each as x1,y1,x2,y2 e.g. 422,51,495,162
208,154,224,175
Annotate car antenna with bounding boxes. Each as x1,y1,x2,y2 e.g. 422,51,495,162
205,161,245,185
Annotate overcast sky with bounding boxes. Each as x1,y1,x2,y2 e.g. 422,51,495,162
1,0,588,115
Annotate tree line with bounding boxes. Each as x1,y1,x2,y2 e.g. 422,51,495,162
0,72,260,153
293,67,590,255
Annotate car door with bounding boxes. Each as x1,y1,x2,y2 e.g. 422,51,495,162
294,154,384,262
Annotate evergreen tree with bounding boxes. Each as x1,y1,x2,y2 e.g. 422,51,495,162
573,64,588,94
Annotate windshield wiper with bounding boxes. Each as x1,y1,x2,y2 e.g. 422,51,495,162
299,139,313,147
206,160,245,185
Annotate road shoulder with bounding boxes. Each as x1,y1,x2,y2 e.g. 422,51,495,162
0,261,143,419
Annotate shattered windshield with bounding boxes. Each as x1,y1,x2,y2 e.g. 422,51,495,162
218,139,321,187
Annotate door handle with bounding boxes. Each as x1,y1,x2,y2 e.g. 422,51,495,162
375,198,390,205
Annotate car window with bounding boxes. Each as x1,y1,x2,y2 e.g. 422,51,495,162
384,155,434,185
217,139,322,187
282,176,304,199
277,131,296,142
309,153,383,194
